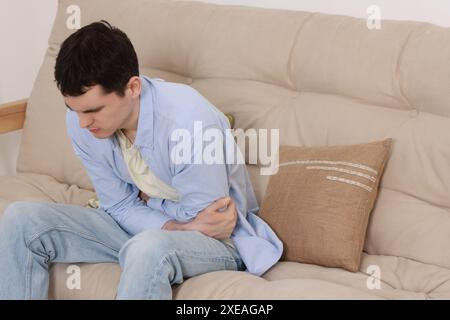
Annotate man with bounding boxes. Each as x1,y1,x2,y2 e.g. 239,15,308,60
0,21,282,299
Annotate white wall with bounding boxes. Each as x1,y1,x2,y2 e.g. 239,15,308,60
0,0,58,103
1,0,449,176
0,0,57,176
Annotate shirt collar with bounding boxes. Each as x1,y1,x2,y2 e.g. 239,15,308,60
110,75,154,150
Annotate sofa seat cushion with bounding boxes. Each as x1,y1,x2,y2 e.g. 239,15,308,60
263,253,450,299
49,262,382,300
173,270,383,300
49,263,121,299
47,252,450,299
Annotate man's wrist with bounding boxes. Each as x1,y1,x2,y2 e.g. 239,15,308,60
162,219,190,231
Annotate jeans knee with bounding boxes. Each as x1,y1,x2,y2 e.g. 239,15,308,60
1,201,53,234
118,229,176,266
2,202,35,226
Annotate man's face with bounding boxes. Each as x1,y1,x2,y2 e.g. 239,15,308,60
64,84,134,139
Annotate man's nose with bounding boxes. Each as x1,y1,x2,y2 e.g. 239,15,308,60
78,114,93,128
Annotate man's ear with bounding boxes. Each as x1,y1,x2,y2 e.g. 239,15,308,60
127,76,141,98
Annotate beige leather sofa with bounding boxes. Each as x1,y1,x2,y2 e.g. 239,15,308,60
1,0,450,299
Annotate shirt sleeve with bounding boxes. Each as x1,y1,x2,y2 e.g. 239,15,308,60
147,124,230,222
66,112,173,235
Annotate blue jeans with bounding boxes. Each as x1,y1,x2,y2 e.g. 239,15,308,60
0,201,245,299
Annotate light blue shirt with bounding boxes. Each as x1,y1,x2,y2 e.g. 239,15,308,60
66,76,283,276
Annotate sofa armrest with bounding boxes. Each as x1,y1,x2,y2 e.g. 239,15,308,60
0,99,27,134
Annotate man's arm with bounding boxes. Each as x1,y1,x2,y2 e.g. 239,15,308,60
162,196,237,240
75,143,236,237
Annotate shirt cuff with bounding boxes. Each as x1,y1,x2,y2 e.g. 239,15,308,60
147,197,165,212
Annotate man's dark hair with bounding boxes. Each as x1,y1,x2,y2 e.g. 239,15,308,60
54,20,139,97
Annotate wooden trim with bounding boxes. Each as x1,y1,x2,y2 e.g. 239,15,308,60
0,99,27,134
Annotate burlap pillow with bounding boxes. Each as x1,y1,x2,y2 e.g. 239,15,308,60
259,138,393,272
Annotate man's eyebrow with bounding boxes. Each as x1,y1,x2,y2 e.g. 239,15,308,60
65,102,104,113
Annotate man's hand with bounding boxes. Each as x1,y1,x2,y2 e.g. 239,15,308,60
189,197,237,240
162,197,238,240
